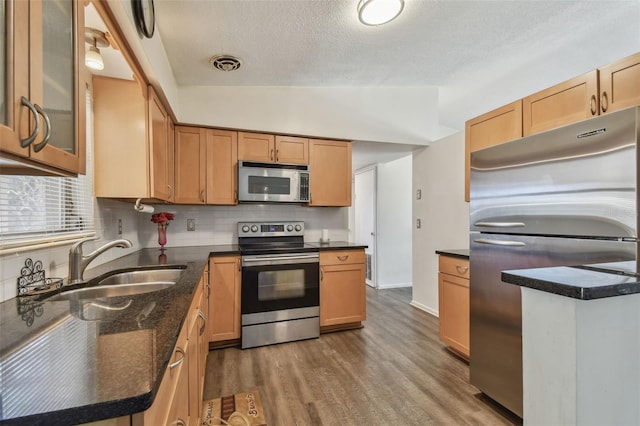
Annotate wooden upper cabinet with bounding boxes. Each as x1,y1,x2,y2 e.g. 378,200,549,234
238,132,309,164
1,0,85,176
93,76,149,198
174,127,238,205
237,131,274,162
599,52,640,114
465,100,522,201
522,70,598,136
275,135,308,164
148,87,173,202
309,139,352,207
206,129,238,205
174,126,206,204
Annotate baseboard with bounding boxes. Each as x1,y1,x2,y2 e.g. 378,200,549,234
410,300,438,317
377,282,412,290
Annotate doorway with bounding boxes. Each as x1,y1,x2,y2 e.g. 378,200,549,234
354,166,377,288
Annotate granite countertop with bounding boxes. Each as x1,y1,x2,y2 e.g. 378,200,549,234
502,261,640,300
0,244,238,426
435,249,470,259
308,241,368,250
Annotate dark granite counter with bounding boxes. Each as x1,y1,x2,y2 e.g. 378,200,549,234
502,261,640,300
0,245,237,425
308,241,367,250
435,249,469,259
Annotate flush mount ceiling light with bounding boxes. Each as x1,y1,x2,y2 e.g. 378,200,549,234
357,0,404,26
85,27,109,71
209,55,242,72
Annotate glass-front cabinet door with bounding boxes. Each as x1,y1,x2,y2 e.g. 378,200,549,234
0,0,21,150
0,0,84,175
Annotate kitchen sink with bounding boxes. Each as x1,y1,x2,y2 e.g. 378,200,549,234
47,266,186,301
96,268,185,286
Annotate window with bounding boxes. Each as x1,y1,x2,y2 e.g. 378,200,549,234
0,174,94,248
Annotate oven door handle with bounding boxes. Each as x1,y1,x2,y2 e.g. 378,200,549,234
242,253,319,266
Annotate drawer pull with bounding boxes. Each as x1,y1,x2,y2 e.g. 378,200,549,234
455,265,469,274
601,91,609,113
337,255,349,261
176,419,187,426
169,347,185,369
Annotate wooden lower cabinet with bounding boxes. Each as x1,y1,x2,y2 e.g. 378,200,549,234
319,250,366,329
209,255,241,343
130,269,208,426
438,255,470,359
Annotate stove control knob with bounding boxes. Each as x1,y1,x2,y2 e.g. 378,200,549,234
295,224,302,232
241,225,250,233
286,225,293,232
251,225,259,233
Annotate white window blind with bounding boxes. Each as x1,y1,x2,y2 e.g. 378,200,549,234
0,91,95,250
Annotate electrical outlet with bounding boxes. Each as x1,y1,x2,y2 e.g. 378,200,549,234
187,219,196,231
118,219,122,235
417,189,422,200
416,218,421,229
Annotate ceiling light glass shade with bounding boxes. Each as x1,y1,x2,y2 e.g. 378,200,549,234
85,46,104,70
358,0,404,26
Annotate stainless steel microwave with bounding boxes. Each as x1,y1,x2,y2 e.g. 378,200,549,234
238,161,310,203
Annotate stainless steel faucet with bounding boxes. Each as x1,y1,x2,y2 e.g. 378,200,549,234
68,238,133,284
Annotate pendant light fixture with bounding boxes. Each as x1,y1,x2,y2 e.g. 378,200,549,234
85,27,109,71
357,0,404,26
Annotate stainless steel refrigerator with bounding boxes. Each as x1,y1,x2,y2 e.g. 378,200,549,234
469,106,640,417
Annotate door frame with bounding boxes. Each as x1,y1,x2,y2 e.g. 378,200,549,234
351,165,378,288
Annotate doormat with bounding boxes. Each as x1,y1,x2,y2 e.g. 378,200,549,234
202,390,267,426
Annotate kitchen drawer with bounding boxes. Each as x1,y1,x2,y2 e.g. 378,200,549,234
439,256,470,279
320,250,365,265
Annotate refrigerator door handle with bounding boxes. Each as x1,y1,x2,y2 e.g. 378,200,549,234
474,222,526,228
474,238,527,247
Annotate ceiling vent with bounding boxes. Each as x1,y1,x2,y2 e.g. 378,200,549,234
209,55,242,72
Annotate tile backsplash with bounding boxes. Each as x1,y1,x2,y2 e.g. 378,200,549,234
0,199,348,302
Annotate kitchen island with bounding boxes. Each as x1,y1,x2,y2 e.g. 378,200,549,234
502,263,640,426
0,245,237,426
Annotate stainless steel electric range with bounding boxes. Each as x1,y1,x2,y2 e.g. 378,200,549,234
238,221,320,349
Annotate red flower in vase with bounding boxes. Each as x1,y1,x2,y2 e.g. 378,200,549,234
151,212,175,224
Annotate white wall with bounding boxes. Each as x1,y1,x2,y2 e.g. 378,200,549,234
376,155,412,289
178,86,450,144
411,132,469,316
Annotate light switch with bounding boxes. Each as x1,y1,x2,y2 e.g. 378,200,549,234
417,189,422,200
416,218,421,229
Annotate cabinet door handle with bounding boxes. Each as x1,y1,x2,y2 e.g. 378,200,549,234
237,258,241,272
276,149,279,162
270,148,274,161
601,91,609,113
32,105,51,153
320,267,324,282
337,255,349,261
198,310,207,335
200,190,205,203
589,94,597,115
169,347,185,369
19,97,40,148
167,185,173,199
455,265,469,274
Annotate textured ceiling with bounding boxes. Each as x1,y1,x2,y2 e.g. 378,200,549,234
154,0,640,87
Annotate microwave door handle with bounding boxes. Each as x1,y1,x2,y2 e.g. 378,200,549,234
474,222,526,228
474,238,526,247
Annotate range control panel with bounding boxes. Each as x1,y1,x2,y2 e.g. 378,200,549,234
238,221,304,238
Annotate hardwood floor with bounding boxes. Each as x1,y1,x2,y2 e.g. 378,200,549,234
203,287,522,425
